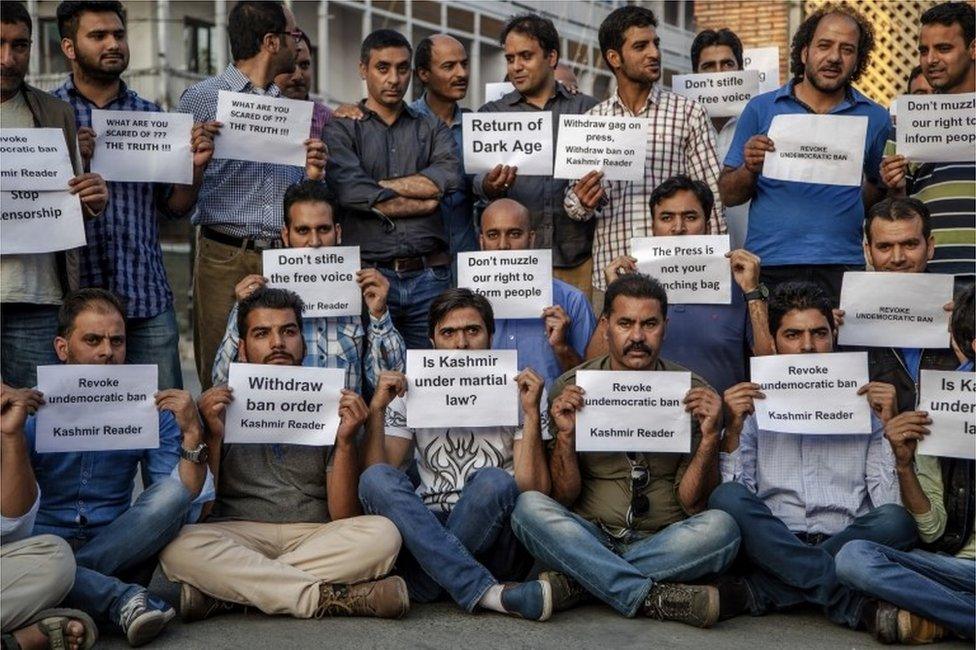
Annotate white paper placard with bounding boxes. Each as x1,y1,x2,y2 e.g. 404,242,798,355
405,349,518,428
485,82,516,103
630,235,731,304
0,191,86,254
456,249,553,319
0,128,74,191
762,114,867,187
553,115,648,182
896,93,976,163
214,90,313,167
838,272,952,349
671,70,761,118
224,363,344,445
35,365,159,453
743,46,780,93
263,246,362,318
575,370,691,453
462,112,553,175
917,370,975,460
90,109,193,184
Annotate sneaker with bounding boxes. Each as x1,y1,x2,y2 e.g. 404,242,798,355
179,583,241,623
641,583,719,629
119,590,176,647
897,608,947,645
539,571,591,612
499,580,553,621
314,576,409,619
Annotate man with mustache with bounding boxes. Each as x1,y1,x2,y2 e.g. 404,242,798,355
719,6,890,305
274,31,332,140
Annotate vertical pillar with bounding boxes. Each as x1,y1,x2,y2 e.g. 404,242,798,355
215,0,228,72
317,0,328,98
157,0,170,107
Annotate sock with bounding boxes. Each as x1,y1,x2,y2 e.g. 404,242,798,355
477,584,506,613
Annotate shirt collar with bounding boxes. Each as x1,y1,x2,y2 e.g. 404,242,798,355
775,78,861,110
357,99,418,123
62,73,132,105
504,80,570,107
960,360,975,372
219,64,281,96
611,84,660,114
412,93,462,124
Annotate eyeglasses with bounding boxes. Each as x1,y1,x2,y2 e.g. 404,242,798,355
626,454,650,527
278,29,304,40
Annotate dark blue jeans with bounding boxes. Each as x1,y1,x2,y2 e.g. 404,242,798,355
377,266,452,350
0,303,60,388
836,540,975,639
359,464,524,611
708,481,917,629
125,306,183,390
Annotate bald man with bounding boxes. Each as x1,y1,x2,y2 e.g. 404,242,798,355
480,199,597,388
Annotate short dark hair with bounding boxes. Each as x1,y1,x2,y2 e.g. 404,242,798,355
282,181,338,228
951,285,975,362
602,273,668,319
500,13,560,58
414,36,434,73
360,29,411,65
921,2,975,47
649,175,714,224
790,5,875,83
237,287,304,338
691,28,744,71
1,0,32,34
598,5,657,68
907,65,925,90
864,197,932,243
56,1,125,40
57,288,126,338
228,1,286,62
768,281,834,336
428,288,495,340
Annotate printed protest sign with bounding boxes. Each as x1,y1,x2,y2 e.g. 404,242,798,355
35,365,159,453
917,370,976,460
224,363,345,445
751,352,872,435
485,82,516,103
0,191,86,254
575,370,691,453
631,235,731,304
896,92,976,163
406,349,518,428
90,109,193,184
457,250,553,319
553,115,648,182
743,46,780,93
671,70,761,118
838,272,952,349
462,112,553,175
0,128,75,191
762,114,867,187
263,247,362,318
214,90,313,167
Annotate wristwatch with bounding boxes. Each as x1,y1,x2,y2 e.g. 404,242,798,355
180,442,209,464
743,284,769,302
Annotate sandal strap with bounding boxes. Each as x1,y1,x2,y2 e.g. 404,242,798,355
36,619,67,650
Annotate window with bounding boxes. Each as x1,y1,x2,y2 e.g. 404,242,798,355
39,18,68,75
184,17,215,76
664,1,680,27
684,1,696,32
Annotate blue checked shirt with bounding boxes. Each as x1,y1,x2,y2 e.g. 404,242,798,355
211,306,406,393
177,65,306,239
52,76,173,318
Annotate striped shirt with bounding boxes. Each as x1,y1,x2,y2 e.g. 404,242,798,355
52,76,173,318
908,162,976,277
564,85,726,291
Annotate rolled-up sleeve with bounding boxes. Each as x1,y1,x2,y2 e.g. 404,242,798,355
721,415,758,491
417,121,461,195
324,119,398,210
0,489,40,545
865,415,900,507
363,310,406,392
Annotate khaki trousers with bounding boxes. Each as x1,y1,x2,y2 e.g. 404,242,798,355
553,257,594,302
1,535,76,632
159,516,400,618
192,233,263,390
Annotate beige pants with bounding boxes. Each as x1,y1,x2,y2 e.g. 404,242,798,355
159,516,400,618
192,233,263,390
1,535,76,632
553,257,594,302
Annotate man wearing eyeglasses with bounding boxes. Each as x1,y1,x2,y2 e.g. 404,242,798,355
510,273,740,629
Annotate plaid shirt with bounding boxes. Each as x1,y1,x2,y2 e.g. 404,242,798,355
211,305,406,393
564,85,726,291
52,76,173,318
178,65,305,240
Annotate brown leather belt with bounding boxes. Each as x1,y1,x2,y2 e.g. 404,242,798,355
368,251,451,273
201,226,280,251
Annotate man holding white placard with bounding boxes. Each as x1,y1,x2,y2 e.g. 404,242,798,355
708,281,916,631
162,287,407,623
211,181,405,392
512,274,739,629
359,288,555,620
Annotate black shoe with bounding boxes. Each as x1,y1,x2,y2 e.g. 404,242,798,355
714,575,751,621
864,600,899,644
641,583,720,629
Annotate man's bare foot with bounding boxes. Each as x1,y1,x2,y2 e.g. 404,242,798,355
12,618,86,650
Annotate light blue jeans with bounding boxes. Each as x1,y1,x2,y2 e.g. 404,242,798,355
377,266,452,350
125,306,183,390
0,303,60,389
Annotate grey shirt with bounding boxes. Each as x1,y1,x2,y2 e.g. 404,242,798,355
475,85,599,268
325,102,461,262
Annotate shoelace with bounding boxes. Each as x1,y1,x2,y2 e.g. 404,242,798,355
645,586,693,620
119,591,149,630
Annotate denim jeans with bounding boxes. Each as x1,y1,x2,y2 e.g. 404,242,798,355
359,464,524,611
708,481,917,628
33,478,192,627
377,266,451,350
510,491,741,617
0,303,60,388
125,306,183,390
835,540,976,639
